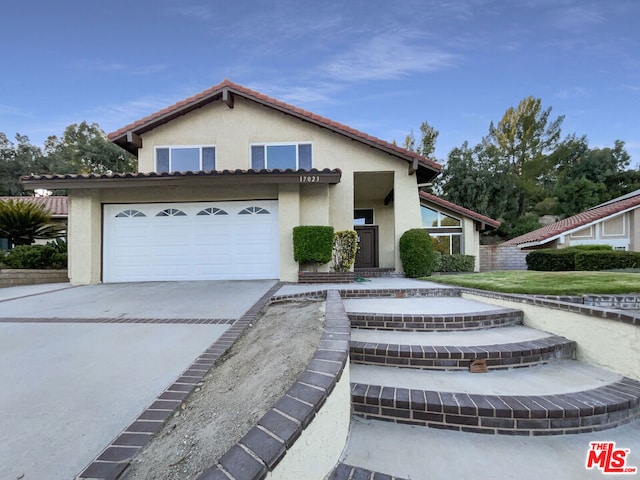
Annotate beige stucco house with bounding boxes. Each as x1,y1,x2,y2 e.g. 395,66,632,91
22,80,497,284
501,189,640,251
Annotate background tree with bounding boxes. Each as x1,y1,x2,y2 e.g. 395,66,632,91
403,120,439,158
0,199,65,246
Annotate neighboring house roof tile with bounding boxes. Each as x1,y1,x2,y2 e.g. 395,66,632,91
107,79,442,174
0,196,68,218
419,191,501,229
502,189,640,247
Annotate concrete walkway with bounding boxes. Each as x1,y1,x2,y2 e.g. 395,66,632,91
344,416,640,480
276,277,451,296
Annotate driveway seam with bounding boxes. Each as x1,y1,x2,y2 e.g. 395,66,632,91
0,317,235,324
0,284,78,303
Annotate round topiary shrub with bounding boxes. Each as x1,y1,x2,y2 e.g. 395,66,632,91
399,228,435,277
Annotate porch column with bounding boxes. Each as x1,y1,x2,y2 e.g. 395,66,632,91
278,184,301,282
68,190,102,285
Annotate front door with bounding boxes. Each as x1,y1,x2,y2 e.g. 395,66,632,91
355,225,378,268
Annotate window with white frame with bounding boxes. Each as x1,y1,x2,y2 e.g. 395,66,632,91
251,143,312,170
156,146,216,172
421,205,463,254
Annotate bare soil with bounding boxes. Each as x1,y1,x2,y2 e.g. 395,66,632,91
121,299,325,480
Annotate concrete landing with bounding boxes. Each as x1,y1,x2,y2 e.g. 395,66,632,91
350,361,622,395
351,325,551,346
342,416,640,480
343,297,506,315
276,277,451,296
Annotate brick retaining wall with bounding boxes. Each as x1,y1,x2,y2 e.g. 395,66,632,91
0,269,68,287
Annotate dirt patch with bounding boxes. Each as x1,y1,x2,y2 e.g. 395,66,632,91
121,299,325,480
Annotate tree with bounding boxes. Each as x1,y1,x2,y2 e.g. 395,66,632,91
0,133,44,195
403,120,439,158
45,122,136,174
0,199,66,246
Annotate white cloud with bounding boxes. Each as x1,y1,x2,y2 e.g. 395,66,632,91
322,32,457,82
555,86,591,99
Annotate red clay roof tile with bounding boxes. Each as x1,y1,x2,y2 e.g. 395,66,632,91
108,79,441,172
0,196,68,217
502,190,640,246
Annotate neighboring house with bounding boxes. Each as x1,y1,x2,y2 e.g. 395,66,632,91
502,189,640,251
0,196,68,250
22,80,498,284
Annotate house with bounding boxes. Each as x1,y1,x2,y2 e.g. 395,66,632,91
22,80,498,284
0,196,68,250
501,189,640,251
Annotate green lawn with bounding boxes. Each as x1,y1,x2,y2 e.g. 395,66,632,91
425,270,640,295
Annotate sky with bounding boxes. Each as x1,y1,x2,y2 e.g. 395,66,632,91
1,0,639,165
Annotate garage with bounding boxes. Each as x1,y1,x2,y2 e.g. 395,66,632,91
102,200,279,282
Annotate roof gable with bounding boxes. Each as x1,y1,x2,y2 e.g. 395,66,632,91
108,79,441,180
502,190,640,247
419,191,500,229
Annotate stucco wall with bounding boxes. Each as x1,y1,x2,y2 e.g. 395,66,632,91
462,292,640,381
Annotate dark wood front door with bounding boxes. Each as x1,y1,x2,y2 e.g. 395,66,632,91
355,226,378,268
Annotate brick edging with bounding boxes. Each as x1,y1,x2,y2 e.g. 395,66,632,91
461,289,640,328
76,282,283,480
197,289,350,480
350,335,576,370
0,317,234,324
328,462,408,480
352,377,640,436
349,308,523,331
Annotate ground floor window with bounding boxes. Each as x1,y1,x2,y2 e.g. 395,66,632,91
354,209,374,225
431,234,462,255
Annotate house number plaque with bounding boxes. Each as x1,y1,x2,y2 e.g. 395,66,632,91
299,175,320,183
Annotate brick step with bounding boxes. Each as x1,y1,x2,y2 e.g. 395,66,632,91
350,363,640,436
350,334,576,370
354,268,396,278
348,308,523,331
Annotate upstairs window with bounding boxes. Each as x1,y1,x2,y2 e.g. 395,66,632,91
251,143,312,170
421,206,461,228
156,146,216,172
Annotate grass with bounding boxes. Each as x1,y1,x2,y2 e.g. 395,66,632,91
425,270,640,295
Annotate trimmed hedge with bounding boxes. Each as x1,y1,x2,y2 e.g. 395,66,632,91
575,251,640,271
3,244,67,269
526,249,578,271
399,229,435,277
293,225,334,266
435,253,475,272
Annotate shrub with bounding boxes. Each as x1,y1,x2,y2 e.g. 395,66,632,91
575,251,640,271
332,230,358,272
436,254,476,273
526,249,577,271
0,198,65,246
526,245,614,271
399,228,435,277
570,244,613,251
292,225,334,269
4,244,67,269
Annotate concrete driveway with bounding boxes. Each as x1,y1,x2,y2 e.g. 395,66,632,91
0,280,276,480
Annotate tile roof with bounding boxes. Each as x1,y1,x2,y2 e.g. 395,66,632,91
0,196,68,217
107,79,441,174
419,191,501,229
502,189,640,247
21,168,342,189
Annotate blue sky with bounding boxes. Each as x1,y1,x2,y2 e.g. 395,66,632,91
1,0,639,165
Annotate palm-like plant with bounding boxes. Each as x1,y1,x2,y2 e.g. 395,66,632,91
0,199,66,246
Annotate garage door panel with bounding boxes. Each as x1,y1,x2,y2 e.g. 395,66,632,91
103,201,279,282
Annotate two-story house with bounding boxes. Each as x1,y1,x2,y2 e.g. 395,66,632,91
22,80,498,284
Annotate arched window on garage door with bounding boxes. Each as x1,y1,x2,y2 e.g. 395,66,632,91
156,208,187,217
238,206,270,215
115,209,146,218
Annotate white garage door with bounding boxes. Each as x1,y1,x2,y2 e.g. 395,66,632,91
103,201,279,282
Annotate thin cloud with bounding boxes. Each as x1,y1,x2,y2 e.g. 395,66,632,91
165,4,213,20
323,32,457,82
0,104,30,117
73,61,167,76
551,4,604,30
555,86,591,100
